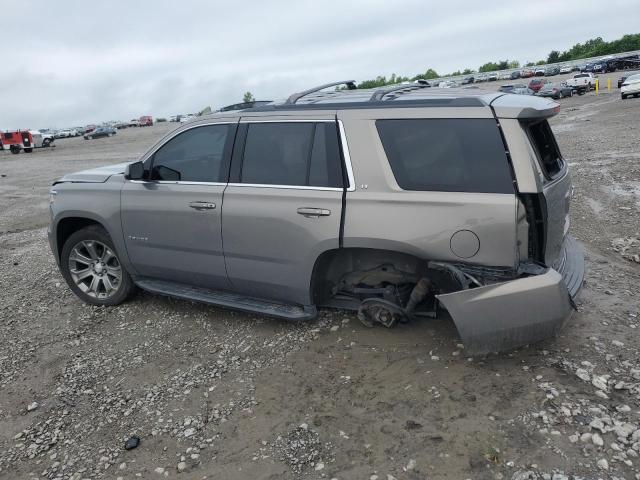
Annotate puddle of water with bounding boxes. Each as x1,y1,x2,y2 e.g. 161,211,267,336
553,124,576,133
586,197,604,215
606,182,640,206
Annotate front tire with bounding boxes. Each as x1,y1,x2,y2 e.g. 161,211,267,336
60,225,135,306
622,94,627,99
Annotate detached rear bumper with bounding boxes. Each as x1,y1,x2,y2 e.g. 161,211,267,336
437,236,584,355
553,235,585,299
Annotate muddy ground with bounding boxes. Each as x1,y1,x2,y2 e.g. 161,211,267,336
1,80,639,480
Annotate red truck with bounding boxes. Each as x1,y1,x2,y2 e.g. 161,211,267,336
139,116,153,127
1,130,34,154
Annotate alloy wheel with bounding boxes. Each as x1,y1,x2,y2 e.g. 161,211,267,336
68,240,122,299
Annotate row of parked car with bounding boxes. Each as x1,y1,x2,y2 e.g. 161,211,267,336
49,116,154,140
498,81,575,99
447,55,640,86
1,116,155,154
497,70,640,100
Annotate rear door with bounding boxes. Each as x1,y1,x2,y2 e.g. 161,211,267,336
221,116,345,305
121,121,237,289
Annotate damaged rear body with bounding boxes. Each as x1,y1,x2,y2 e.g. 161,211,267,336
330,94,584,354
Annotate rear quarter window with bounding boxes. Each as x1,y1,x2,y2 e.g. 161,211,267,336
376,119,514,194
523,120,564,180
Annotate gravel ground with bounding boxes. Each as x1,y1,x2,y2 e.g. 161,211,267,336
1,80,639,480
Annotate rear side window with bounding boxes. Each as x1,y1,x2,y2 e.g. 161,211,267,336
524,120,564,179
240,122,343,188
150,124,230,182
376,119,514,194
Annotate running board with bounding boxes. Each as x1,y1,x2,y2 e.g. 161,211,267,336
135,279,316,321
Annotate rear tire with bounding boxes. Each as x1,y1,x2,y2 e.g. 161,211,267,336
60,225,136,306
10,145,20,154
622,94,627,99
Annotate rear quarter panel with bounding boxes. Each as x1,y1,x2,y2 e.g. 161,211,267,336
338,108,518,268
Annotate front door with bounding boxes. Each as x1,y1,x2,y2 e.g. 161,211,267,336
121,121,237,289
221,118,346,306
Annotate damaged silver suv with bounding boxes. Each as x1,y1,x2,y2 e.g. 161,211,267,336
48,80,584,354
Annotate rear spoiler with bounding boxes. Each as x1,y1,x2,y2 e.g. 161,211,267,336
490,94,560,119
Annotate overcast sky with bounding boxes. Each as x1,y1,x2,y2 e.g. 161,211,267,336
1,0,638,129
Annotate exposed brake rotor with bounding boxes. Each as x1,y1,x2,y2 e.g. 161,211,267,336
357,298,406,328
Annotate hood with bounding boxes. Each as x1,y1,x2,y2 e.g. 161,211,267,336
53,162,129,184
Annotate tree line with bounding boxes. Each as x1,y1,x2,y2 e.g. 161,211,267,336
354,33,640,89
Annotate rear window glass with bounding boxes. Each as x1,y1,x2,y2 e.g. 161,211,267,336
376,119,514,194
524,120,564,179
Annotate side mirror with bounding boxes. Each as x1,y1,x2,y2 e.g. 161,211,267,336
125,161,145,180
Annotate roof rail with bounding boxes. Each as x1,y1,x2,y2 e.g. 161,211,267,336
218,100,273,112
369,82,431,101
285,80,357,104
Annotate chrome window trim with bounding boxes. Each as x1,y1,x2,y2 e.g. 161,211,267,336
233,118,355,192
337,119,356,192
227,183,343,192
128,180,226,186
239,119,335,123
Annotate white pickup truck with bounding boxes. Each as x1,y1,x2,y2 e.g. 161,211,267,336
565,73,596,94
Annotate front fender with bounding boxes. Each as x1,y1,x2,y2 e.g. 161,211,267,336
49,177,132,273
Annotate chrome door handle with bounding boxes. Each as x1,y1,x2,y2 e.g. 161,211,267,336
189,201,216,210
297,207,331,217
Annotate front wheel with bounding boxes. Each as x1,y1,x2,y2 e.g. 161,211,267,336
60,225,136,306
622,94,627,100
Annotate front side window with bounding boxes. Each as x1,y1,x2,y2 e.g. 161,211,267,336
150,124,230,182
240,122,343,188
524,120,564,179
376,119,514,194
